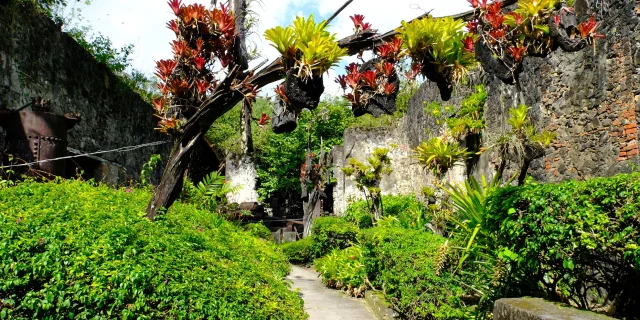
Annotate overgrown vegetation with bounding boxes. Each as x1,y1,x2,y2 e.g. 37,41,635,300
342,148,393,222
0,180,306,319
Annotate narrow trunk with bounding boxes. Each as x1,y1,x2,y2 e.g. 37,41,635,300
302,190,322,238
240,100,253,154
146,134,202,221
517,158,532,186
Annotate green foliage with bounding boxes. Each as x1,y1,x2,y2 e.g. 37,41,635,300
67,27,133,73
0,180,306,319
342,148,393,222
424,85,487,140
414,137,469,175
310,217,359,258
360,227,472,319
253,101,353,201
242,223,273,242
485,173,640,315
264,15,346,78
182,171,241,211
444,175,500,272
398,16,476,83
314,246,367,297
280,237,314,265
344,195,428,229
348,80,419,129
139,154,161,186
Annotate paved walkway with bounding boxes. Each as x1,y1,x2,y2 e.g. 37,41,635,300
287,265,376,320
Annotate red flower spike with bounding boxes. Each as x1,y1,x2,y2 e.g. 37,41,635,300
468,0,480,8
157,83,169,95
361,22,373,31
275,84,290,103
188,4,206,22
168,78,190,95
346,73,363,89
383,62,395,77
486,13,505,29
196,80,210,94
479,0,488,9
168,0,182,16
377,44,393,59
462,36,475,53
171,40,189,57
489,28,505,40
345,93,356,104
335,75,348,90
167,20,179,35
507,45,527,62
350,14,365,29
362,70,377,88
193,56,206,71
195,39,205,52
384,83,396,96
346,62,360,75
389,38,403,54
466,20,479,34
553,15,561,27
155,59,177,81
152,98,165,112
507,12,523,25
487,1,502,15
258,113,271,128
577,16,602,38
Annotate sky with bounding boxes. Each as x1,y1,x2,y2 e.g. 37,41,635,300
74,0,471,96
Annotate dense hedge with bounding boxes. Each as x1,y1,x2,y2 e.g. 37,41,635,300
310,217,359,258
360,227,471,319
280,237,313,265
486,173,640,318
0,181,306,319
314,246,367,297
242,222,273,241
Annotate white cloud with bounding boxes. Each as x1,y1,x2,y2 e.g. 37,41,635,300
79,0,471,96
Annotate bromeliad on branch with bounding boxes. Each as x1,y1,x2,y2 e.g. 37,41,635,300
152,0,256,135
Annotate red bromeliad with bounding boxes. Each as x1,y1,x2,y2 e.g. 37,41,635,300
507,45,527,62
258,113,271,128
384,83,396,96
362,70,377,88
350,14,372,33
153,1,251,135
462,36,475,53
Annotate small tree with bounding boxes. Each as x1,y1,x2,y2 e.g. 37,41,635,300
342,148,392,223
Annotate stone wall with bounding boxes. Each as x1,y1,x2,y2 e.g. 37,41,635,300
0,1,171,181
333,0,640,213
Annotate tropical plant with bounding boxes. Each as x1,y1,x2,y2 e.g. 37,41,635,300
314,246,367,297
341,148,393,222
336,17,403,111
183,170,242,211
414,136,469,175
264,15,347,80
397,16,476,84
467,0,605,78
443,175,500,271
139,154,161,186
152,1,256,135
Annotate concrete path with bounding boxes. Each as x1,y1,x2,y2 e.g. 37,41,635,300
287,265,376,320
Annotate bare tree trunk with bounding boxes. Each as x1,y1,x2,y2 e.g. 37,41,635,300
233,0,253,155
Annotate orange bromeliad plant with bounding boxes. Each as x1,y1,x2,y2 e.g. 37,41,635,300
153,0,257,134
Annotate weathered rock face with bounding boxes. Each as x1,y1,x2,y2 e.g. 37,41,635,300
226,153,259,204
0,1,171,181
493,298,616,320
333,0,640,211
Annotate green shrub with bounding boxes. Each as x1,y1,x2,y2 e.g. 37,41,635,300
242,223,273,242
314,246,366,297
0,181,306,319
360,227,472,319
485,173,640,318
280,237,314,265
311,217,359,258
344,195,428,229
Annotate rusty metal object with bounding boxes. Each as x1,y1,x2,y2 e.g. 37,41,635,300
0,109,79,177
